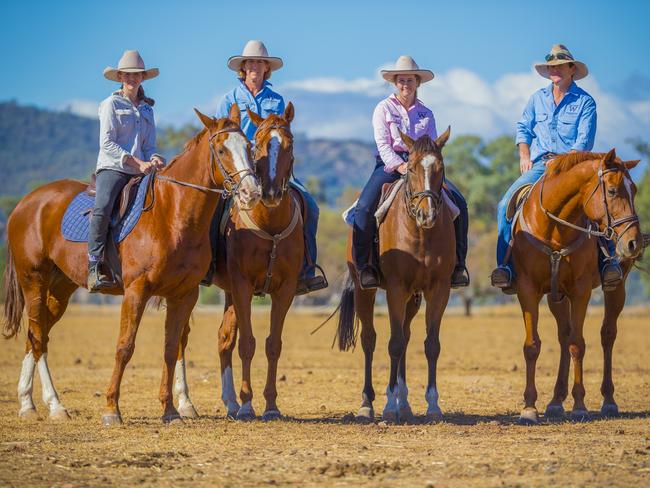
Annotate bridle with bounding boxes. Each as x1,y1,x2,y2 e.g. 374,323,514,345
155,126,258,198
403,156,445,228
538,161,639,244
252,121,294,198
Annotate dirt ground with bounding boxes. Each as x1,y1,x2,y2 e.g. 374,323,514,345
0,303,649,487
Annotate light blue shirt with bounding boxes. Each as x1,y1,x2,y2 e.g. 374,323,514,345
97,91,162,174
216,79,285,142
515,82,597,164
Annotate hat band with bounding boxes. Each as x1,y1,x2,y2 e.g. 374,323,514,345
544,53,573,62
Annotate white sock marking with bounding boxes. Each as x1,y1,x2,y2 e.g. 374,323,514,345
18,351,36,415
174,358,193,411
221,366,239,414
37,353,65,414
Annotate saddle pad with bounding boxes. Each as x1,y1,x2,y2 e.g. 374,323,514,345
61,174,151,243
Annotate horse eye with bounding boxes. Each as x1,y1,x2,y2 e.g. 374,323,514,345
218,148,225,155
607,187,617,197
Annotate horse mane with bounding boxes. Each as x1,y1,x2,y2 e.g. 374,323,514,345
546,152,603,176
411,135,439,155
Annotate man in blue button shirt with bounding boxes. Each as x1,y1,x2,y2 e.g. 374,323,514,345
491,44,622,292
211,40,327,295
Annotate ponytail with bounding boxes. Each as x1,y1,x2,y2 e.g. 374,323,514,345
137,86,155,106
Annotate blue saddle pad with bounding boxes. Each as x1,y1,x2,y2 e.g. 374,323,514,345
61,174,151,243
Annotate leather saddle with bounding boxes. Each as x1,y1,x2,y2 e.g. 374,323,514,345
506,184,533,221
84,172,143,222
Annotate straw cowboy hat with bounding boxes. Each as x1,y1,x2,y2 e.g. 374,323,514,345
381,55,434,83
534,44,588,81
103,50,159,82
227,40,283,72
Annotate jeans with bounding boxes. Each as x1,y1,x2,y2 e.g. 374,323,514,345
88,169,134,260
496,161,617,274
291,178,319,279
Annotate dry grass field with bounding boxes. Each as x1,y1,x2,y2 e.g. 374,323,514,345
0,303,649,487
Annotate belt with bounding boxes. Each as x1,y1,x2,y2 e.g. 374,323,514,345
540,152,558,162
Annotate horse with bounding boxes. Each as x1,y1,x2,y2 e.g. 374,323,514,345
508,149,642,424
173,103,304,421
2,104,262,425
335,129,456,423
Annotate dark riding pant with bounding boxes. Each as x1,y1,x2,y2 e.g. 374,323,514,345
445,179,469,267
88,169,134,260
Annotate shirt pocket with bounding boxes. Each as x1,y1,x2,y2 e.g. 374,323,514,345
115,108,135,129
260,98,281,116
558,113,579,140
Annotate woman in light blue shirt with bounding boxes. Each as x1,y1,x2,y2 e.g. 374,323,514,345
88,50,165,292
213,40,327,295
491,44,621,292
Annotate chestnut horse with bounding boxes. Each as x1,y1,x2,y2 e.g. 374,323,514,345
2,105,261,425
174,103,303,420
336,129,456,423
510,150,642,424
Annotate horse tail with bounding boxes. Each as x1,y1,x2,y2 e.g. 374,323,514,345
335,271,358,352
3,249,25,339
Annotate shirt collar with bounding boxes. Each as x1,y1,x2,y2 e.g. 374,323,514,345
238,78,273,96
112,90,147,107
543,81,579,97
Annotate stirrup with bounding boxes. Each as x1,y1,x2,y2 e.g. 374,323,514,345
601,262,623,292
296,265,329,296
358,265,381,290
490,266,513,289
451,265,470,289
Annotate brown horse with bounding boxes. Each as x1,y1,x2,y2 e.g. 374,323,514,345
336,129,456,423
2,105,261,425
510,149,642,424
174,103,303,420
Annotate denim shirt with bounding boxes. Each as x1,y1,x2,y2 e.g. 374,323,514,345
216,79,285,141
96,92,162,175
515,82,597,164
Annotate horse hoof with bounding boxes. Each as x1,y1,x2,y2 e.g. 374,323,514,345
398,406,414,424
356,406,375,420
102,413,123,426
49,407,71,421
262,410,282,421
600,403,619,418
518,408,538,425
236,404,256,421
18,408,39,420
570,409,590,422
162,413,184,425
178,404,199,419
382,410,398,423
544,404,566,419
426,410,444,423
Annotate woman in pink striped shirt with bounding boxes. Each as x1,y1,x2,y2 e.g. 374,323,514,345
353,56,469,289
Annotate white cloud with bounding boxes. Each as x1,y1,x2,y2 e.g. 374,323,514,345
280,76,387,96
59,99,99,119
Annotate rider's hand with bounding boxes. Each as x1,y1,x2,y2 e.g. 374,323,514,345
151,156,166,170
519,156,532,174
396,163,408,175
132,157,153,174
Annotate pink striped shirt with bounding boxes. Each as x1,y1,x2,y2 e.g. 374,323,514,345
372,94,437,173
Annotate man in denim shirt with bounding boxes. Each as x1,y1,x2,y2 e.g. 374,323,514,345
491,44,622,292
209,40,327,295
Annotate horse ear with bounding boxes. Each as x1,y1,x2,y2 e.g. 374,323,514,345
603,148,617,166
284,102,295,124
435,126,451,149
623,159,640,170
399,131,414,151
194,108,214,129
229,103,241,126
247,108,264,128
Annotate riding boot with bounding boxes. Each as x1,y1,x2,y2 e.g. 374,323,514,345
87,260,114,293
451,209,470,288
601,258,623,292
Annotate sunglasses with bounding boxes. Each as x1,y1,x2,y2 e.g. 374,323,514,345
545,53,573,62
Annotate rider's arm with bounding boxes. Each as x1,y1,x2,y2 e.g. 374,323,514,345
516,95,536,173
571,97,597,152
215,92,233,119
98,99,131,169
372,102,408,173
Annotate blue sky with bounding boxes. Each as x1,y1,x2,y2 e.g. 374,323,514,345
2,0,650,165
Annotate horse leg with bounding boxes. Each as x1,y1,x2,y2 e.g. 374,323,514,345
103,282,150,426
600,284,626,417
516,280,543,424
356,286,377,420
159,289,198,424
423,286,450,422
396,294,420,423
174,320,199,419
262,287,294,421
382,286,409,423
218,292,240,418
232,283,256,420
545,296,571,419
567,288,591,422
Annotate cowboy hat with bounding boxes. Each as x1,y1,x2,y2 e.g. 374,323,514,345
103,50,159,82
534,44,588,80
227,40,283,72
381,55,434,83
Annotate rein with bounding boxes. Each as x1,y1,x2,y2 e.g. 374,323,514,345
403,164,445,228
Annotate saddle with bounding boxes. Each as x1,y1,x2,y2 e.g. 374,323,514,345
85,173,143,222
506,184,533,221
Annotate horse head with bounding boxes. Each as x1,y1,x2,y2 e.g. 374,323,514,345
194,105,262,209
399,127,451,229
248,103,295,208
583,149,642,259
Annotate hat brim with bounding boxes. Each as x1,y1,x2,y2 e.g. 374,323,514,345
227,56,283,72
534,60,588,81
381,69,434,83
103,67,159,82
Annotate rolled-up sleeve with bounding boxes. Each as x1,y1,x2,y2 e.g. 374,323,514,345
99,100,130,167
515,95,536,146
373,103,405,173
572,97,597,151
